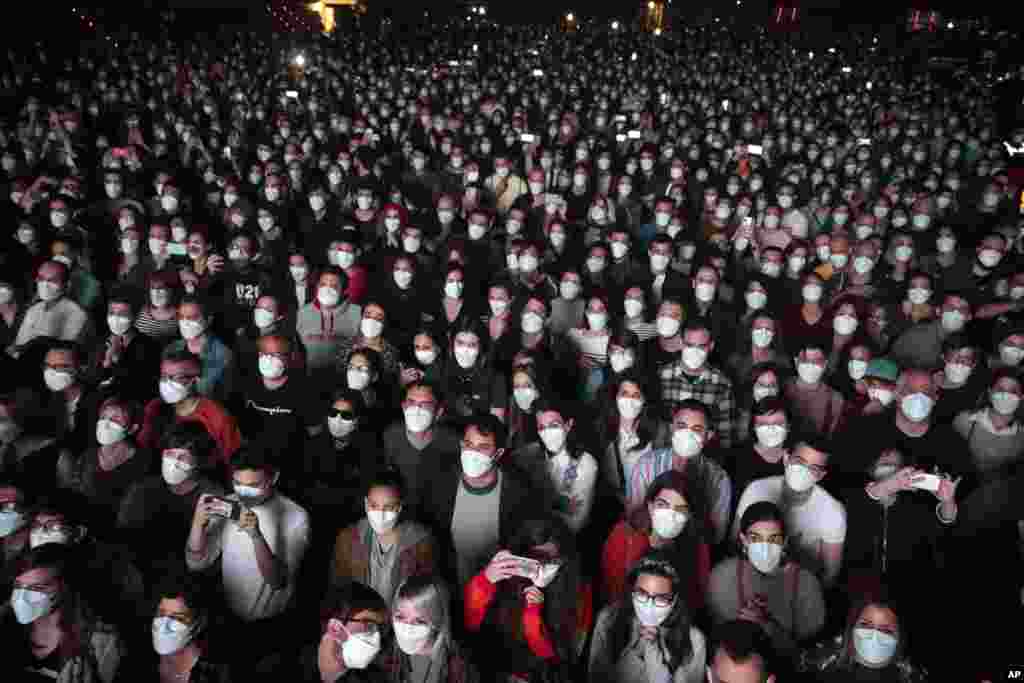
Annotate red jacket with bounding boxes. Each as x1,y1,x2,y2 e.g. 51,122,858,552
344,264,369,305
601,518,710,612
464,572,593,662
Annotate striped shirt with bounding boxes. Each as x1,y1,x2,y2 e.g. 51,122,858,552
628,448,733,545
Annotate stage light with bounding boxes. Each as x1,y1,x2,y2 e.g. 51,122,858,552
947,21,954,29
479,6,486,15
648,1,655,8
294,54,306,67
654,28,662,36
567,12,574,21
612,21,619,30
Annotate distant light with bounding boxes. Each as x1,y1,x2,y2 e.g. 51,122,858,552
809,51,814,59
294,54,306,67
479,6,486,15
631,52,638,61
473,44,478,52
648,1,655,8
947,21,954,29
654,28,662,36
841,66,851,74
611,21,620,30
566,12,574,21
736,0,741,4
873,37,878,44
828,48,836,54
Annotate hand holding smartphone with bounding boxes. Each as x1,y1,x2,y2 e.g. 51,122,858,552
207,496,242,521
910,473,942,493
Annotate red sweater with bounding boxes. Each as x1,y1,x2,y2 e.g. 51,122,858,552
464,572,593,661
600,519,710,612
344,264,369,305
140,397,242,465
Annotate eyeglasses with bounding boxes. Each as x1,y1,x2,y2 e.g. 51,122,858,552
632,588,675,610
789,453,827,477
345,619,382,636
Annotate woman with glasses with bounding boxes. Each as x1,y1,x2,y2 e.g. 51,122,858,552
465,518,591,682
6,543,124,683
341,348,392,433
329,469,438,606
589,552,707,683
708,502,825,664
601,470,711,615
255,581,389,682
389,574,479,683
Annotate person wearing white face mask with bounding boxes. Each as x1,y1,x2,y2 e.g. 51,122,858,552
730,398,793,501
390,575,479,682
9,544,126,682
732,439,846,588
444,326,508,420
601,469,711,612
329,470,438,604
953,370,1024,480
187,448,311,627
785,343,845,438
12,261,88,357
659,321,736,451
383,382,461,515
235,334,316,451
167,298,233,401
892,293,973,370
149,577,232,682
629,401,732,544
569,297,613,402
709,502,825,659
297,268,362,374
590,554,708,683
467,517,591,679
549,271,585,335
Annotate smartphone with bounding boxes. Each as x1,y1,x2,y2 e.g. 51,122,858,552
722,99,730,112
506,555,541,579
747,144,763,156
615,133,627,142
532,69,544,77
627,130,642,140
910,474,942,493
660,93,669,105
223,146,232,159
866,81,873,90
208,496,242,521
520,133,536,143
614,114,627,123
167,243,188,257
285,90,299,99
858,138,872,146
841,66,852,74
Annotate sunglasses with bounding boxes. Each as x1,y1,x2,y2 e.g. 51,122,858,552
329,410,356,420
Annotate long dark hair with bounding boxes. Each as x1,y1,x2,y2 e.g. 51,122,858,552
12,544,91,662
837,591,907,670
635,469,709,584
607,552,695,673
501,518,581,664
601,369,661,451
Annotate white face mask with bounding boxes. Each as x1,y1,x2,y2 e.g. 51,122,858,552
559,281,580,300
682,346,707,370
0,508,26,537
460,449,494,478
650,254,670,273
358,318,384,340
519,255,539,273
37,281,62,302
453,344,479,368
651,507,688,539
991,391,1020,416
152,616,195,655
751,328,774,348
107,314,133,336
30,527,72,548
907,288,931,305
179,319,204,340
944,362,971,385
1000,345,1024,366
848,359,868,380
747,540,783,574
672,428,703,458
656,316,680,338
802,284,822,303
162,456,194,486
833,315,858,336
852,628,899,667
797,362,824,385
159,379,190,404
755,424,787,448
539,425,567,453
695,282,716,302
586,312,608,331
522,312,545,334
746,291,768,311
617,396,643,420
339,627,382,670
347,367,372,391
11,588,56,624
868,386,895,406
901,393,934,422
513,388,537,412
43,368,75,392
632,594,674,627
444,281,464,299
489,299,509,316
979,249,1002,269
393,621,432,655
318,286,340,307
784,462,816,492
258,354,286,379
95,418,128,445
366,507,401,535
853,256,874,274
403,406,433,433
941,310,965,332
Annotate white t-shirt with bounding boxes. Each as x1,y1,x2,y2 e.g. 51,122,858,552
731,476,846,578
187,492,311,622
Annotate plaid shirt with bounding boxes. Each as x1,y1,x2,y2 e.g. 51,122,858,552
658,361,736,449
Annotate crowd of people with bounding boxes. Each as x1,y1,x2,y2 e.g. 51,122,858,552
0,14,1023,683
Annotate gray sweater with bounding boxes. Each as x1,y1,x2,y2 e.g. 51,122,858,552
952,409,1024,479
295,300,362,371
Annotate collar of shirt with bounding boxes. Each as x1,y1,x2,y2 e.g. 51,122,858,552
972,409,1020,436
